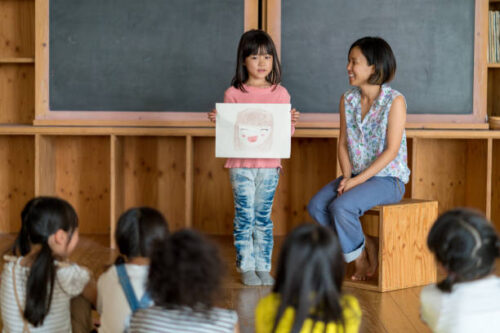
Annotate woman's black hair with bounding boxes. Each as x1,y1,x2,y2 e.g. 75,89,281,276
12,196,78,327
272,223,346,333
231,29,281,91
147,229,223,315
114,207,169,265
427,208,500,293
349,36,397,85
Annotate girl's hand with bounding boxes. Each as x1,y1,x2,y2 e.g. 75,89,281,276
208,109,217,123
291,108,300,124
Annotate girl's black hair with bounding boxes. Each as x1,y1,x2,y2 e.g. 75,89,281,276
147,229,223,314
349,36,397,85
231,29,281,91
12,196,78,327
272,223,346,333
427,208,500,293
114,207,169,265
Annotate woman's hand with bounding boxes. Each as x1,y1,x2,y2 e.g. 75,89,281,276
337,176,350,195
338,176,360,195
208,108,217,123
291,108,300,124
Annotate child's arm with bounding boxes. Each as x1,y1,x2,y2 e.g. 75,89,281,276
342,95,406,193
234,320,240,333
337,96,353,195
82,277,97,308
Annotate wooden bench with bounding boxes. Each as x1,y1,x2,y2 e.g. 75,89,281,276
344,199,438,292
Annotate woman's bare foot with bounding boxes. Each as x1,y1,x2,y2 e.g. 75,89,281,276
351,249,370,281
365,236,379,277
351,236,379,281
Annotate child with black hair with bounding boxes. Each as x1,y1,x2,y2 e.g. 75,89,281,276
421,208,500,332
97,207,169,333
208,29,299,286
255,223,361,333
0,197,96,332
129,229,239,333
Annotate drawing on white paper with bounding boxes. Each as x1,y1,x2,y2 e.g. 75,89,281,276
234,108,273,152
215,103,291,159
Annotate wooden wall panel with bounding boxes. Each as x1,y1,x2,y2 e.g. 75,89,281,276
120,136,186,232
36,136,111,234
465,139,488,212
492,140,500,230
0,0,35,58
413,139,488,215
193,137,233,235
289,138,337,231
0,136,34,233
0,65,34,123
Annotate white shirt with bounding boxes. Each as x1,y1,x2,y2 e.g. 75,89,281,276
0,257,90,333
420,275,500,333
97,264,149,333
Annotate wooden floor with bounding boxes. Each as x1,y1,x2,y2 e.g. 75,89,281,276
1,233,499,333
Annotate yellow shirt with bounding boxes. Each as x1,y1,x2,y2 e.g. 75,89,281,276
255,293,361,333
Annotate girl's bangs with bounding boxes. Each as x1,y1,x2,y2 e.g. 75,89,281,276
244,39,273,56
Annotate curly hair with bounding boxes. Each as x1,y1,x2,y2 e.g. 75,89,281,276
147,229,224,313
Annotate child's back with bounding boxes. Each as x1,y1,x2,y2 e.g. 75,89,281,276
421,275,500,332
97,263,149,332
1,256,89,333
255,224,361,333
420,208,500,333
97,207,169,333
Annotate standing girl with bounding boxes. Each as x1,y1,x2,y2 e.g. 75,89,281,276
208,29,299,286
0,197,96,332
255,223,361,333
97,207,170,333
421,208,500,332
308,37,410,280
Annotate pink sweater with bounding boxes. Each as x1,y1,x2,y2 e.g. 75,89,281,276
223,84,294,169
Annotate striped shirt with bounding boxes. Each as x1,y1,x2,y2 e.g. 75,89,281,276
129,306,238,333
0,256,90,333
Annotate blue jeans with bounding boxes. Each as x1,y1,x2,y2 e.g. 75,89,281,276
230,168,280,272
308,176,405,262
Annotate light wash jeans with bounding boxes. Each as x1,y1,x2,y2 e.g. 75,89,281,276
230,168,280,272
307,176,405,262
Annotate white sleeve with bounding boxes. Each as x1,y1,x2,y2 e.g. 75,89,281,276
420,285,444,330
56,264,90,297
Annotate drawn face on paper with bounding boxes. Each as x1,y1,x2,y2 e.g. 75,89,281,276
234,108,273,152
238,124,271,147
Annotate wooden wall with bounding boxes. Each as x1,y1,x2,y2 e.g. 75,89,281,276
0,0,500,248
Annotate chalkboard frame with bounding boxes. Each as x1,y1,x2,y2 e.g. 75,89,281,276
34,0,259,127
266,0,488,129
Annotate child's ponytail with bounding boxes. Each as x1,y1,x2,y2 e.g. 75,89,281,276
13,197,78,326
114,207,169,265
24,241,56,326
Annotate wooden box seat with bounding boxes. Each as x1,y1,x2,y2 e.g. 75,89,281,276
344,199,438,292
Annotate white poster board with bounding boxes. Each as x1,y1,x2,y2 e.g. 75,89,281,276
215,103,291,158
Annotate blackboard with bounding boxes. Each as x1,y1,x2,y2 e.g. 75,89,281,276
50,0,243,112
281,0,475,115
